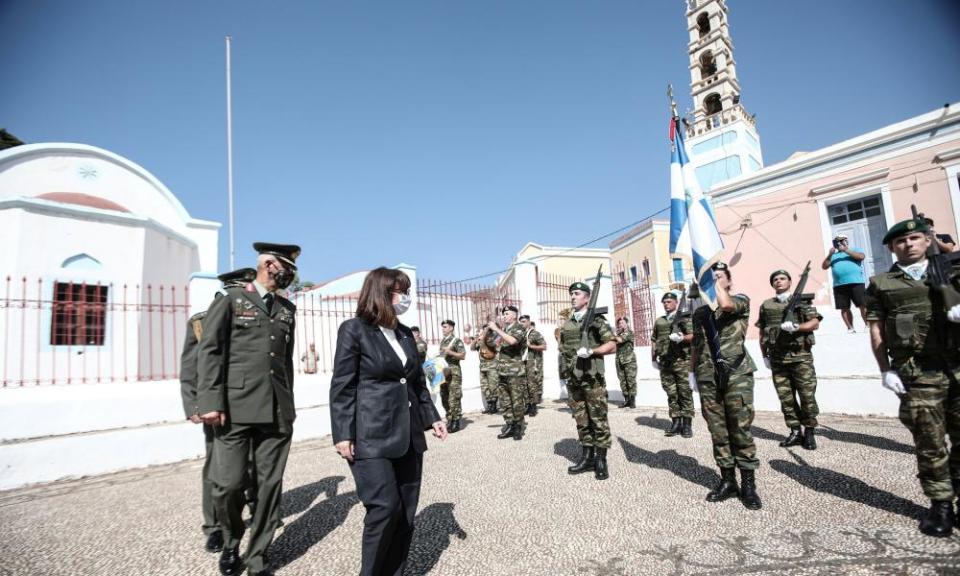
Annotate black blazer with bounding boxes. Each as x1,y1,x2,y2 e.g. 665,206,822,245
330,318,442,460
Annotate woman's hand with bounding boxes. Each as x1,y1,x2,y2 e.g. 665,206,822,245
432,420,448,441
335,440,355,463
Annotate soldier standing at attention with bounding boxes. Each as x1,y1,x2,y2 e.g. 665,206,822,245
867,218,960,537
488,306,527,440
614,317,638,409
439,320,466,432
180,268,257,554
411,327,428,365
651,292,694,437
690,262,762,510
471,320,500,414
198,243,300,576
560,282,616,480
519,315,546,416
757,269,822,450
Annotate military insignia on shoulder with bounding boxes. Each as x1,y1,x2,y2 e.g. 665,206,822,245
244,283,256,292
734,293,750,302
191,318,204,341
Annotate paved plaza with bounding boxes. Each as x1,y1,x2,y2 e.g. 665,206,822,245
2,402,960,576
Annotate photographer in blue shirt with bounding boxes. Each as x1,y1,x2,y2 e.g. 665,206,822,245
821,234,867,333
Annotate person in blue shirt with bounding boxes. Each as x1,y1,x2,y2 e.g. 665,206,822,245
821,234,867,333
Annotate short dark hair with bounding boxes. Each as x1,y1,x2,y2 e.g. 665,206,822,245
441,319,455,327
617,317,629,324
410,326,420,333
356,267,411,328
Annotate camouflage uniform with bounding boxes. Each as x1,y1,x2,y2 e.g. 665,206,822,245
651,315,695,418
757,297,822,430
525,328,545,404
691,296,759,470
866,267,960,502
439,334,466,422
497,322,528,427
614,328,638,397
472,329,499,406
560,312,615,449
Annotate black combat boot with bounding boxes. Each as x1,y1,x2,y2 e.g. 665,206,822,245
779,428,803,447
706,467,739,502
620,396,630,409
594,448,609,480
205,530,224,553
920,501,955,537
529,403,538,417
568,446,596,474
681,417,693,438
802,427,817,450
739,469,762,510
665,417,681,437
628,395,636,408
512,422,524,441
448,419,460,433
497,424,515,439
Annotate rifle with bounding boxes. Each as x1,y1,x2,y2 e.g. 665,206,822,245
770,262,815,351
576,265,608,372
669,286,690,336
911,205,960,356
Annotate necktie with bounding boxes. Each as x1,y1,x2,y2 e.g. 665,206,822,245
263,292,274,313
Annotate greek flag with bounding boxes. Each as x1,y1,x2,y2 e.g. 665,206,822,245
668,117,725,307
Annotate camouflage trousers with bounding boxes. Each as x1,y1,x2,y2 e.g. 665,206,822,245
441,365,463,421
498,372,527,426
479,366,499,404
616,358,637,396
699,373,758,470
898,364,960,501
660,360,695,419
771,356,819,429
566,376,611,449
525,359,543,404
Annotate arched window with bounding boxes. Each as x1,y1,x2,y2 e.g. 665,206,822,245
704,93,722,115
697,13,711,37
699,50,717,77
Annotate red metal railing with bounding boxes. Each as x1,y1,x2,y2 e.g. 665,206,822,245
536,272,577,325
416,278,520,345
288,291,356,375
612,263,655,346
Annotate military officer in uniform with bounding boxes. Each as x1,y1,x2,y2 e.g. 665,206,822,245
411,326,428,365
690,262,762,510
560,282,616,480
180,268,257,554
198,243,300,576
614,317,638,409
471,319,500,414
519,315,546,416
488,306,527,440
757,269,822,450
651,292,694,437
867,218,960,537
438,320,466,432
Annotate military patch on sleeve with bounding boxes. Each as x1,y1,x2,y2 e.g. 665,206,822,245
192,319,203,341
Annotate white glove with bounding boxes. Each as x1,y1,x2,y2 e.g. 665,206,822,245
576,347,592,359
668,332,684,343
763,357,772,370
559,379,568,388
688,372,698,392
881,371,907,396
780,321,800,333
651,359,661,371
948,304,960,324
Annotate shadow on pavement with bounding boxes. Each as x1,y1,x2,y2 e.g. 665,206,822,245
617,437,718,490
554,438,582,464
752,424,914,455
270,476,360,570
406,502,467,576
770,452,925,521
281,475,346,518
635,414,672,433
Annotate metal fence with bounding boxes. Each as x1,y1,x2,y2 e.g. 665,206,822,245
536,271,577,324
288,291,356,375
416,278,520,345
0,276,191,387
613,264,656,346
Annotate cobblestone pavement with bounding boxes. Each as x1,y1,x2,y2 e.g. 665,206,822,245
2,402,959,576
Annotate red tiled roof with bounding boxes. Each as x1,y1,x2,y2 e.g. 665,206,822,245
36,192,130,213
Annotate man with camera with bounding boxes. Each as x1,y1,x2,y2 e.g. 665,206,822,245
821,234,867,333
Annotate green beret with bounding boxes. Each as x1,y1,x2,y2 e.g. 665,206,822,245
502,305,519,314
568,282,591,294
769,269,791,285
882,218,929,244
661,291,678,302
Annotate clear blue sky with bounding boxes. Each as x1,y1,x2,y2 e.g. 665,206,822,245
3,0,959,285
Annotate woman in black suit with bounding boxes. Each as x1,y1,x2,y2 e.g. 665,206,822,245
330,267,447,576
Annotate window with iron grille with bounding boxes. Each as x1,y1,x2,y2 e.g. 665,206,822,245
51,283,108,346
828,196,882,224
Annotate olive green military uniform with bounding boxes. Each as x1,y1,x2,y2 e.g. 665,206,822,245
651,315,694,418
614,328,638,398
866,267,960,502
197,283,297,574
439,334,466,422
472,329,499,406
497,322,528,427
415,336,428,365
757,297,823,430
525,327,545,404
691,296,759,470
560,312,615,449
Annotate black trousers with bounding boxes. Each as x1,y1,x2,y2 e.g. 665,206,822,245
349,447,424,576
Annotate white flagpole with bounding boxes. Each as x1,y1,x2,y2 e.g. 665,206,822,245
225,35,236,270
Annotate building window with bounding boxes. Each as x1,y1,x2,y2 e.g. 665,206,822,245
697,13,711,37
672,259,685,282
629,265,638,284
829,197,882,224
51,283,108,346
699,50,717,77
641,259,651,277
704,93,722,115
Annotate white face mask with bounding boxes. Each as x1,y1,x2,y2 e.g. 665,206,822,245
393,293,412,315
